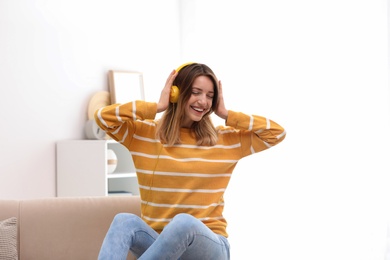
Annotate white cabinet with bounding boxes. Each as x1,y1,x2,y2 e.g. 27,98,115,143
56,140,139,197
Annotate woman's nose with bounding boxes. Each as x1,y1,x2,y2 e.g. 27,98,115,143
197,95,207,105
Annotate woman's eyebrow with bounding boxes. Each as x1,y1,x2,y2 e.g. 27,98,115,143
192,87,214,94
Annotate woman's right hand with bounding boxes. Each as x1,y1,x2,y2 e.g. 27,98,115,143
157,69,177,113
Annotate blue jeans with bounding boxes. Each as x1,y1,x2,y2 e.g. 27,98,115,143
98,213,230,260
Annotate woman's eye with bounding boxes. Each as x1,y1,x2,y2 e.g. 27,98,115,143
191,91,213,99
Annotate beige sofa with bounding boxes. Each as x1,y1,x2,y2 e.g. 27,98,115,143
0,196,141,260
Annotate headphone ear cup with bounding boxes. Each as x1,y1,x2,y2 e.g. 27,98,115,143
169,62,194,103
170,85,180,103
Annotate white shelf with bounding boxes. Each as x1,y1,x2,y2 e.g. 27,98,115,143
56,140,139,197
107,173,137,179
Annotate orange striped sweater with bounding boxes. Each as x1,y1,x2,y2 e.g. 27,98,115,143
95,101,286,237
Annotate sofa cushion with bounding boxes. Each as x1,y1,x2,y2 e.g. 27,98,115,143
0,217,18,260
19,196,140,260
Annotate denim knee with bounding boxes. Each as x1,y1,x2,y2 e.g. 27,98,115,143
171,213,199,232
112,213,140,226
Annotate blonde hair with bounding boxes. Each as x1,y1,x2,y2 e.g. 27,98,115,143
156,63,219,146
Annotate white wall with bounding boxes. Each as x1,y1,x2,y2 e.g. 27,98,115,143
181,0,390,259
0,0,181,199
1,0,390,259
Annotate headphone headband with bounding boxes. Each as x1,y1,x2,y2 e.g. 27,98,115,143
176,62,195,73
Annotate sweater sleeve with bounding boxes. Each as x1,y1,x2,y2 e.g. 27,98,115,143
94,101,157,143
225,110,286,155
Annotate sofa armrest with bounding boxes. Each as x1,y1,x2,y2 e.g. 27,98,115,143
0,200,20,221
19,196,140,260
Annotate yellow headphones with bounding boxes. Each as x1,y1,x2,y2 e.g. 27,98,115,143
170,62,195,103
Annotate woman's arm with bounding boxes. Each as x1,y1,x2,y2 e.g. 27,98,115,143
226,110,286,150
216,80,286,151
94,101,157,142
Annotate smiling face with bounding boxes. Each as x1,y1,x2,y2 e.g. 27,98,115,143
181,75,214,128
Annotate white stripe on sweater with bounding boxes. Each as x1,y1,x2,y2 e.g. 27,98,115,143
97,108,108,128
137,169,231,177
142,215,225,223
133,134,241,149
131,151,238,163
138,185,225,193
141,200,224,209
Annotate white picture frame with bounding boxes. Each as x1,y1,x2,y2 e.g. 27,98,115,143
108,70,145,104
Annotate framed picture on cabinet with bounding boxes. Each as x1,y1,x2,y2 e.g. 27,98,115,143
108,70,145,104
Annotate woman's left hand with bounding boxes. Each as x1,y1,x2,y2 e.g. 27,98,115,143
157,70,177,113
214,80,228,120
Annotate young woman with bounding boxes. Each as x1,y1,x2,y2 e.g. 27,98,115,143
95,63,286,260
